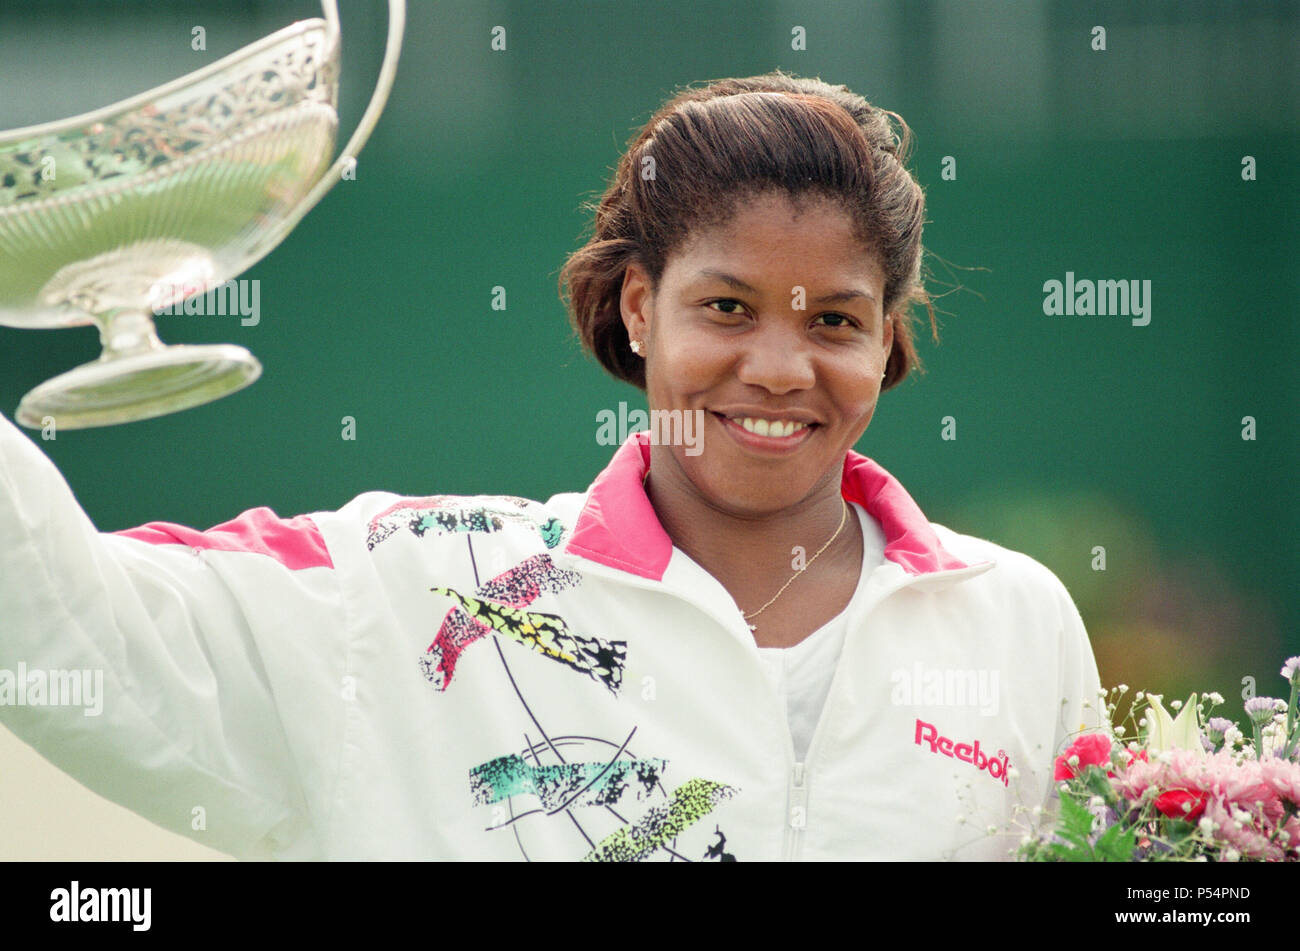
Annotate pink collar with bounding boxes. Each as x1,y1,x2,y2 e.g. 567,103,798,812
564,431,978,580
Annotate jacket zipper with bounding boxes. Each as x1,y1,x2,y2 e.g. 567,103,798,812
783,760,807,860
778,569,967,861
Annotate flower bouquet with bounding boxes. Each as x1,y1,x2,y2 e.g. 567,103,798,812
1018,656,1300,861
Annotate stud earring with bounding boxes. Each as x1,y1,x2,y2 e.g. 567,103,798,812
630,340,645,356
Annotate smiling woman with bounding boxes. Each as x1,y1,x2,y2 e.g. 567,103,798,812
0,70,1101,862
558,74,948,653
557,79,904,648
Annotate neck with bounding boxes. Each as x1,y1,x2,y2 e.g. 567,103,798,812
644,447,860,613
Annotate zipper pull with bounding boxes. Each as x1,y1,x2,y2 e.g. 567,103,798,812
789,762,807,830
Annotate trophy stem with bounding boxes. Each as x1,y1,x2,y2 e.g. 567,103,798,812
96,308,166,360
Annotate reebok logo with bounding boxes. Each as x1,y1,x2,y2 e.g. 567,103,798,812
914,718,1010,786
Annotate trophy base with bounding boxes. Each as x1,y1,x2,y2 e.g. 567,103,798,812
15,344,261,430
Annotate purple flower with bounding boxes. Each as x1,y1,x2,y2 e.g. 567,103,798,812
1205,717,1234,744
1244,697,1282,727
1282,656,1300,687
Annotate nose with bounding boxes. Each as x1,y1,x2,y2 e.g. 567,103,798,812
734,321,816,395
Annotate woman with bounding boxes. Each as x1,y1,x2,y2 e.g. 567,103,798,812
0,71,1101,861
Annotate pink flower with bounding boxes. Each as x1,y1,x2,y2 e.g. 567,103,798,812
1115,749,1207,801
1203,797,1284,861
1117,749,1278,810
1260,757,1300,807
1282,816,1300,856
1054,733,1115,780
1205,762,1284,825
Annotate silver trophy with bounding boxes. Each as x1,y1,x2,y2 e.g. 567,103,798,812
0,1,405,429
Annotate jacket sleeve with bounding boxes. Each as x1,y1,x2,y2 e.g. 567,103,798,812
0,412,350,860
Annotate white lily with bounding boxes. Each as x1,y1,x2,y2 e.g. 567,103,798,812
1144,693,1207,758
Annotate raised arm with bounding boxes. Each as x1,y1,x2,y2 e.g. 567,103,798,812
0,412,350,859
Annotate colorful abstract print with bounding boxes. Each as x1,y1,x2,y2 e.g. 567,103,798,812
470,754,665,811
581,778,737,862
405,497,742,860
420,553,626,694
468,747,739,862
366,495,564,551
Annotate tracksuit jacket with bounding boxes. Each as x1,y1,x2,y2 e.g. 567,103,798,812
0,416,1102,861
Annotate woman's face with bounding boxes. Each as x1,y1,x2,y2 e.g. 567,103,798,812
620,189,894,516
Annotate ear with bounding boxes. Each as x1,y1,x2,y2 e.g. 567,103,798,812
620,261,653,344
882,311,896,356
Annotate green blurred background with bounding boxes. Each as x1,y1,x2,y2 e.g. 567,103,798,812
0,0,1296,852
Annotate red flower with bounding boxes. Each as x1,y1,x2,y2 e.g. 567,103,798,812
1154,788,1209,822
1054,733,1115,780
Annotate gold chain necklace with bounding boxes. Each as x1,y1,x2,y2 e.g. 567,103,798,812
642,468,850,633
743,498,852,631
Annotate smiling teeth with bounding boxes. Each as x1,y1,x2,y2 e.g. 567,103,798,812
736,418,808,438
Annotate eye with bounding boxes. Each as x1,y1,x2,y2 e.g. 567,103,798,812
704,298,749,318
814,312,861,329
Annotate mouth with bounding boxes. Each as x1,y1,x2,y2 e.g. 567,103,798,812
711,411,818,453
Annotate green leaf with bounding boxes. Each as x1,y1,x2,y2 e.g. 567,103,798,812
1093,821,1138,861
1058,794,1096,843
1162,818,1197,843
1046,841,1088,861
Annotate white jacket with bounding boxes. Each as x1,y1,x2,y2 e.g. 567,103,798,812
0,417,1102,861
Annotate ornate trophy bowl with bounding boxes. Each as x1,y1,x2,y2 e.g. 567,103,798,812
0,0,405,428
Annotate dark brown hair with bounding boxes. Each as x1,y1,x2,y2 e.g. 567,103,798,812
558,70,939,391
